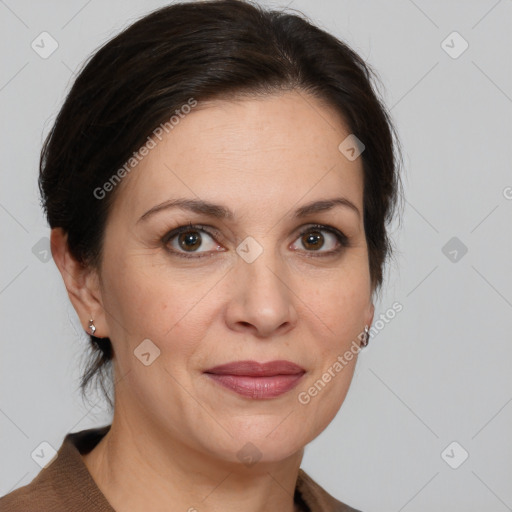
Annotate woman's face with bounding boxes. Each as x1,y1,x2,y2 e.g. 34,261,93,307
95,91,374,465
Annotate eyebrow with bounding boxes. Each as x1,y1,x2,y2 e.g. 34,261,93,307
137,197,360,224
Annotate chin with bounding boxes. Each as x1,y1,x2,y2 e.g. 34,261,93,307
212,425,308,465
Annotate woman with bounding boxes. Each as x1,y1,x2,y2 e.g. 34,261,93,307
1,0,402,510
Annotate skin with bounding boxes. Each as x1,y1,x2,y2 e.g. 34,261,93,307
51,90,375,512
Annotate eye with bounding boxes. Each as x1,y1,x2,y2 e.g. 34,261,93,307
290,224,349,256
162,223,349,259
163,224,224,258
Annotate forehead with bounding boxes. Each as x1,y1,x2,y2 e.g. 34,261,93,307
112,91,364,220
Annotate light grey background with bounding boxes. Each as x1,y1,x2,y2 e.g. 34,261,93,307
1,1,511,510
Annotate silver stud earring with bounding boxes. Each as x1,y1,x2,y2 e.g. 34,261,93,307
361,324,370,347
87,319,96,336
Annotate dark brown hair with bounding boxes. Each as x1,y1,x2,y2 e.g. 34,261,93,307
39,0,404,407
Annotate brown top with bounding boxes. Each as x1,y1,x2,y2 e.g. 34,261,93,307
0,425,361,512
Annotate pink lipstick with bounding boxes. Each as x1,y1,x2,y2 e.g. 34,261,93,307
204,360,305,399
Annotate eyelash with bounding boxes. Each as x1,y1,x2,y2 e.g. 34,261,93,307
161,222,350,259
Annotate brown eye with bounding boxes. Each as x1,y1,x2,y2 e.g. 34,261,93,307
163,224,224,258
291,224,349,256
301,230,325,250
177,230,202,251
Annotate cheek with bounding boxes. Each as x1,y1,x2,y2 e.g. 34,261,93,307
100,254,216,358
306,266,369,340
295,272,367,430
295,353,357,444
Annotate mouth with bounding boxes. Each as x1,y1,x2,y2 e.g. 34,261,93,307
204,360,306,399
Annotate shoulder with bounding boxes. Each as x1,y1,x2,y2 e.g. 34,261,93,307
0,426,113,512
296,468,363,512
0,463,63,512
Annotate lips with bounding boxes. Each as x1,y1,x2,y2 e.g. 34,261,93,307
205,360,305,377
204,360,305,399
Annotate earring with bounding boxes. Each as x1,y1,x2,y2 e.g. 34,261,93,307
87,319,96,336
361,324,370,347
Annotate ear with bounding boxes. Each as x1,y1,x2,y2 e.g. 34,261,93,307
50,228,107,338
366,301,375,328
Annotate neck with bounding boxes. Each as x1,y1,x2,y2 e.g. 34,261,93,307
82,410,305,512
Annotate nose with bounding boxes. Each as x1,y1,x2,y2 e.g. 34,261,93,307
224,248,298,338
